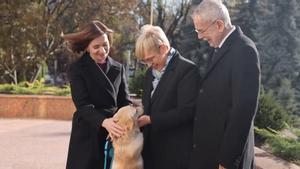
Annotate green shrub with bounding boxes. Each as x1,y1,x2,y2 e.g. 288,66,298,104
289,126,300,139
290,115,300,128
48,85,71,96
255,90,289,130
16,81,28,87
0,80,70,96
255,127,300,164
255,127,277,145
269,137,300,163
129,68,146,97
0,84,15,93
11,86,36,95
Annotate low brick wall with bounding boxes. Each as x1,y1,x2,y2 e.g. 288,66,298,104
0,94,75,120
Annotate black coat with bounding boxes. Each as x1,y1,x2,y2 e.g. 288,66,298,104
189,27,260,169
142,50,200,169
66,53,131,169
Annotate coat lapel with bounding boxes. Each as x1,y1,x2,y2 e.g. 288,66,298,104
106,57,121,93
150,53,178,104
201,27,241,83
143,70,154,115
82,53,117,104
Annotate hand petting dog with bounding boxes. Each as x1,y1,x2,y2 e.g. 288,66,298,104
102,117,124,138
110,105,144,169
137,115,151,127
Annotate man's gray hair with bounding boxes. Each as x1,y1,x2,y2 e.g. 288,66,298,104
192,0,232,28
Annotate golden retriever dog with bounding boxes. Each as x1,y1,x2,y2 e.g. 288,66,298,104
111,105,144,169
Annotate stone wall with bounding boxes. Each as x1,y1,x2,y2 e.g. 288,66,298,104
0,94,75,120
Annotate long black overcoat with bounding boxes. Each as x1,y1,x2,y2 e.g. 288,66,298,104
189,27,261,169
66,53,131,169
142,50,200,169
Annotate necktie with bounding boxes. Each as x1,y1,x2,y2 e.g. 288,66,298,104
208,47,218,67
211,48,219,63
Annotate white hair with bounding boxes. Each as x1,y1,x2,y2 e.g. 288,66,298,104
135,24,170,59
192,0,232,28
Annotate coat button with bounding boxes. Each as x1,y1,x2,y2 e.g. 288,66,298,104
194,117,198,121
199,89,203,93
193,144,197,148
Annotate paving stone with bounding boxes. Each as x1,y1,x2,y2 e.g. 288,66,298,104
0,119,299,169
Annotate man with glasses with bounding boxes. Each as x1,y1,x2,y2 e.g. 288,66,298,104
135,24,200,169
190,1,260,169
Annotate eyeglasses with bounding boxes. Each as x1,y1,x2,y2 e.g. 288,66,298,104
139,54,159,65
195,19,218,35
139,46,162,65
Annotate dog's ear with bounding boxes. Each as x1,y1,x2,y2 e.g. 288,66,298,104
125,118,134,132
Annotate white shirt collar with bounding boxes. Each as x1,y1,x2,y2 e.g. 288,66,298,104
218,26,236,48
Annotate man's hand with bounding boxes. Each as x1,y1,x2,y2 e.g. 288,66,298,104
138,115,151,127
219,164,226,169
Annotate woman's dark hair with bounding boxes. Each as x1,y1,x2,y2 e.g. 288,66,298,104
62,20,113,53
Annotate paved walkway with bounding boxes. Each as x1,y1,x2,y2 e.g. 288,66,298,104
0,119,299,169
0,119,70,169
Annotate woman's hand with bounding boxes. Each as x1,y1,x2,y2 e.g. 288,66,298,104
101,117,124,138
219,164,226,169
138,115,151,127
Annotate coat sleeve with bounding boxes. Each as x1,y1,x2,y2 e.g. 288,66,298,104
69,63,108,130
117,65,132,108
218,45,260,168
150,65,200,131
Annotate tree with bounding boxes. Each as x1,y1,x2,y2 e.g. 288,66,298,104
255,89,289,131
276,78,297,114
133,0,192,44
0,0,140,84
129,0,195,77
253,0,300,88
0,0,75,83
1,1,37,83
252,0,300,114
173,0,209,76
224,0,257,40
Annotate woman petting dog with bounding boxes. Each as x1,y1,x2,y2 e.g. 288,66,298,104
135,25,200,169
111,105,144,169
62,20,132,169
